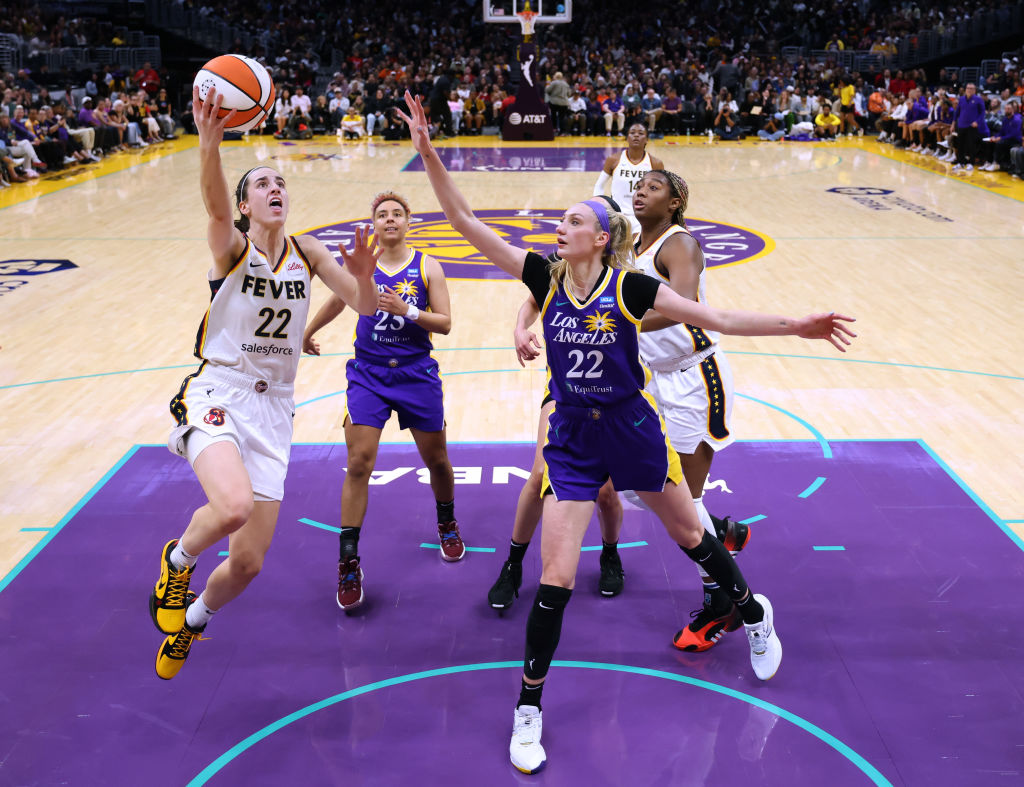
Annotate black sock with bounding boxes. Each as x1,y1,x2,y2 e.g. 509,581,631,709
680,532,755,615
436,499,455,524
518,678,544,710
339,526,360,559
703,583,732,614
736,592,765,624
601,540,618,558
509,539,529,564
523,584,573,683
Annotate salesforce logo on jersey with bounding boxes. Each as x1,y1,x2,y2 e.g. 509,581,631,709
303,211,773,281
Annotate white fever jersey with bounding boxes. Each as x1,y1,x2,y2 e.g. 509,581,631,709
635,225,720,369
192,234,312,384
611,149,653,218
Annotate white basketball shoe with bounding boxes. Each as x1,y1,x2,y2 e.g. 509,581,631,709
744,593,782,680
510,705,546,774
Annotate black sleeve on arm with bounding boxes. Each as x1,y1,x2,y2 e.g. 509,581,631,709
621,271,662,319
521,251,553,308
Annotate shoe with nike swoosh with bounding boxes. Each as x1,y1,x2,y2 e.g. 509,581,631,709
149,540,195,634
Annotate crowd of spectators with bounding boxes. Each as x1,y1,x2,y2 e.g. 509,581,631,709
1,0,1022,182
0,60,179,188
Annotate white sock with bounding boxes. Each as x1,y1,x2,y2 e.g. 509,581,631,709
693,497,717,580
693,497,716,537
170,539,198,570
185,592,216,630
695,496,740,556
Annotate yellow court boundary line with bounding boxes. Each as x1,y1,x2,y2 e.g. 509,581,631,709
0,136,199,209
865,140,1024,202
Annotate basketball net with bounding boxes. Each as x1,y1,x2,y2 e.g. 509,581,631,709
516,7,538,39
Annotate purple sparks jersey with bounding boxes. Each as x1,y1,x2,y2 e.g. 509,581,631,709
353,250,433,364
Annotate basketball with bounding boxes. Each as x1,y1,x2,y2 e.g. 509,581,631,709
193,54,275,133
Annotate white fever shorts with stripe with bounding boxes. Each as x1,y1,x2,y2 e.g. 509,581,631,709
645,351,735,455
168,364,295,501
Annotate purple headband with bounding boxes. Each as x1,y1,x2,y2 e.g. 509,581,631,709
582,199,612,252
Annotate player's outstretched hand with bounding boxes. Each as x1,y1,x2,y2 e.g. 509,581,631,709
338,225,381,280
797,313,857,352
394,91,433,156
193,85,236,144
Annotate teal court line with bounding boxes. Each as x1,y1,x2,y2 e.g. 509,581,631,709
298,518,341,534
798,477,827,498
4,439,1017,594
0,445,140,594
218,551,230,557
813,546,846,551
419,543,496,553
3,349,1021,393
295,368,525,409
916,439,1024,554
581,540,647,551
186,660,892,787
19,527,53,532
739,515,766,525
734,393,832,459
727,351,1024,383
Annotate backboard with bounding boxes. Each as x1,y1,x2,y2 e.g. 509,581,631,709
483,0,572,25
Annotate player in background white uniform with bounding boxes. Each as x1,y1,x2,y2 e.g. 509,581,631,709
593,123,663,235
631,169,753,653
149,86,380,680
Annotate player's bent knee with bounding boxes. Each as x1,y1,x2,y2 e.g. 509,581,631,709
213,495,254,533
345,454,377,480
596,484,621,515
227,551,264,582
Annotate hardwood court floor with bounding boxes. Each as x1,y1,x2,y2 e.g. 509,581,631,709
1,132,1022,581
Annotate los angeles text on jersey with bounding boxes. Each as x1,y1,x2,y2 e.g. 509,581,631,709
240,274,307,300
549,311,617,345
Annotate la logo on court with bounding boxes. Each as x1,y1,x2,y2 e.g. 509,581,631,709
303,211,774,281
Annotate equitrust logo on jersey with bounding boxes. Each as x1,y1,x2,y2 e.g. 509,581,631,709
303,211,773,281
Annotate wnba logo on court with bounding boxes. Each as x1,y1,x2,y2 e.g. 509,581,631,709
303,211,773,281
826,187,895,196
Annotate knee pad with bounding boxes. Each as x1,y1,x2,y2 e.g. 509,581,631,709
524,584,573,680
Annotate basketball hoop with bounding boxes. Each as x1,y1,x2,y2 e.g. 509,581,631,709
516,7,538,38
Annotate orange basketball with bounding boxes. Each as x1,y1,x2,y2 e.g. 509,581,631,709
193,54,275,133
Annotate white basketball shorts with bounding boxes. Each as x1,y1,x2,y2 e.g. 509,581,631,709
168,363,295,501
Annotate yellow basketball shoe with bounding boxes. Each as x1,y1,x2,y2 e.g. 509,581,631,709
155,593,206,680
149,539,195,634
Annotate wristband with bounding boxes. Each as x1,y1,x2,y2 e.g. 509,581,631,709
405,304,420,321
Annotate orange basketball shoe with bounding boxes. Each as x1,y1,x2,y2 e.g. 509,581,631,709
715,516,751,554
672,604,743,652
